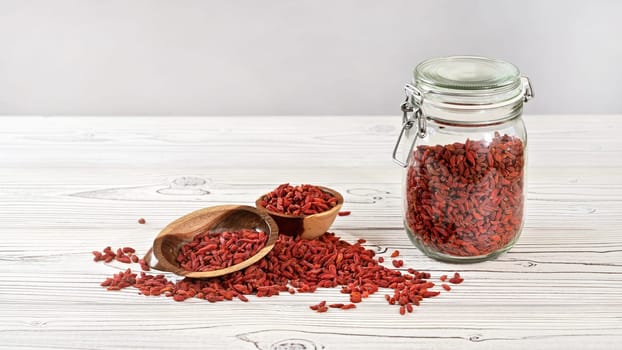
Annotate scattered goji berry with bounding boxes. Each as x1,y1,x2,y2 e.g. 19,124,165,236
96,233,463,317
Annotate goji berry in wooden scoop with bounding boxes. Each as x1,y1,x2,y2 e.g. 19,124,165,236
147,205,279,278
176,229,268,272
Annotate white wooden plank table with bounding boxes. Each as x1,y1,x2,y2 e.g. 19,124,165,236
0,115,620,349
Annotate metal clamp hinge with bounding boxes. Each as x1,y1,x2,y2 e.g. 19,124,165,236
392,93,426,167
522,76,534,103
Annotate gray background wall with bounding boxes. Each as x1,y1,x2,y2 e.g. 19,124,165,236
0,0,620,116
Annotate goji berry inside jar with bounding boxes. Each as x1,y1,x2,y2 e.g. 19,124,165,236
392,56,534,262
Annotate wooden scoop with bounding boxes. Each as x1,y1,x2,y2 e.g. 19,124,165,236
144,205,279,278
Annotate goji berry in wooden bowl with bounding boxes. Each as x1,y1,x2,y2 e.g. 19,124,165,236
255,184,344,240
147,205,279,278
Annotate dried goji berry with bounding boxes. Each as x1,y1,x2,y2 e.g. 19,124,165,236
96,233,463,317
176,229,268,271
405,133,524,257
259,183,338,216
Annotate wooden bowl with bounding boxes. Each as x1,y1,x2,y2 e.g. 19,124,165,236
145,205,279,278
255,186,343,240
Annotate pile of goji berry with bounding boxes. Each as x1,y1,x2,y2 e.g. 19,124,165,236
94,232,463,315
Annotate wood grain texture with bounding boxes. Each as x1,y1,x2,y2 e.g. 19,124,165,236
0,115,621,350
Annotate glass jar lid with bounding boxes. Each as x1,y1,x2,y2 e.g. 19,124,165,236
408,56,533,125
415,56,520,91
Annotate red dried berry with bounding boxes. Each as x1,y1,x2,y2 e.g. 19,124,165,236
138,259,150,271
350,291,362,303
448,272,464,284
116,255,131,264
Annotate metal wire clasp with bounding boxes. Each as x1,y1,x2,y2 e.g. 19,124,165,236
392,85,427,167
521,76,534,102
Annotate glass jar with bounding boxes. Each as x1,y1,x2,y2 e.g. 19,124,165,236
392,56,534,262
